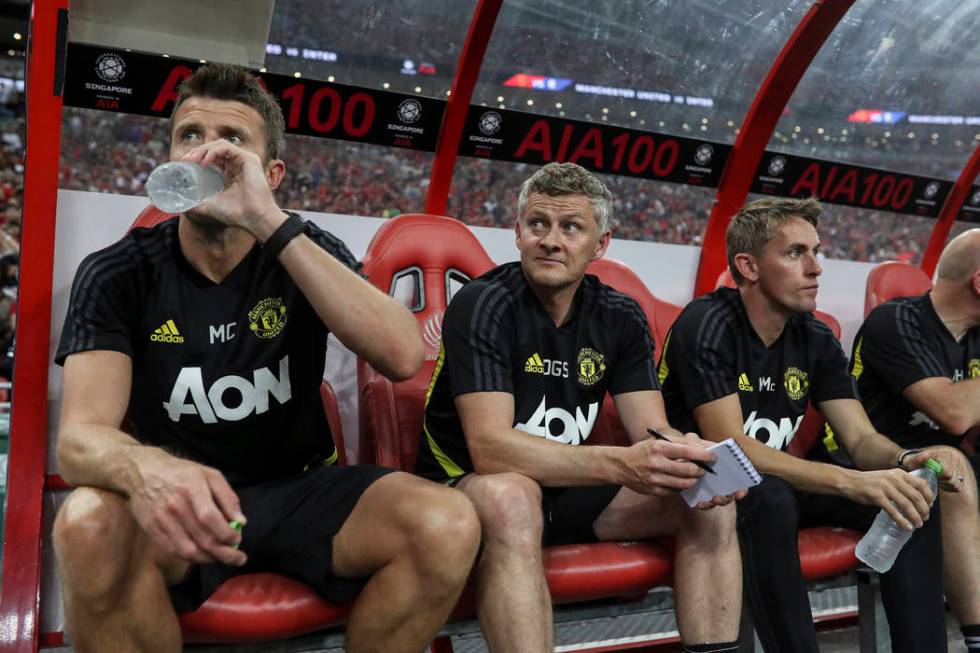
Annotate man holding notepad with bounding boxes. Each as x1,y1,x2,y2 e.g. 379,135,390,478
659,197,969,653
416,163,744,653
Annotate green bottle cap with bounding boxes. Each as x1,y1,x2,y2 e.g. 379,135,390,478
923,458,943,475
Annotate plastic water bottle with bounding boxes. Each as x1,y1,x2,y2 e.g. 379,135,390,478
855,458,943,573
145,161,224,213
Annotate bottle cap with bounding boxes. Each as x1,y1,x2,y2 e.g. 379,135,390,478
923,458,943,474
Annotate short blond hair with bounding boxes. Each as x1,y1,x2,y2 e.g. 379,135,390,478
726,197,821,284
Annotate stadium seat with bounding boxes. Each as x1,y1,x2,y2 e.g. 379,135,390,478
863,260,933,318
130,203,178,230
356,215,676,622
356,213,496,469
585,257,681,445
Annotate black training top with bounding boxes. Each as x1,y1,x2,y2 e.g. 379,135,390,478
851,293,980,449
56,215,360,486
659,287,856,450
416,261,658,483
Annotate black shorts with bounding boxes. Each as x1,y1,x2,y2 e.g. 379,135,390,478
170,464,394,613
541,485,621,545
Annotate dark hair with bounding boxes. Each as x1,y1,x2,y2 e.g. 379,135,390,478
171,63,286,161
726,196,821,284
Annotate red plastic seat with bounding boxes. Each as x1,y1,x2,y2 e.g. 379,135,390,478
585,257,682,446
357,213,496,469
356,216,675,617
130,203,178,230
864,260,933,318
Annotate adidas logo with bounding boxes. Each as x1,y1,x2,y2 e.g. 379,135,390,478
525,353,545,374
737,372,753,392
151,319,185,344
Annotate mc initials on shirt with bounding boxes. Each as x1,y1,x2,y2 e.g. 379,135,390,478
163,356,292,423
515,396,598,445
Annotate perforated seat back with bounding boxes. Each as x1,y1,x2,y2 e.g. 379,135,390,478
357,213,495,470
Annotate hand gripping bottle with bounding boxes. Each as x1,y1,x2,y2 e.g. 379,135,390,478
855,459,942,573
145,161,224,213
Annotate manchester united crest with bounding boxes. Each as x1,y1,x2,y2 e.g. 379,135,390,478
249,297,287,339
969,358,980,379
783,366,809,401
577,348,606,386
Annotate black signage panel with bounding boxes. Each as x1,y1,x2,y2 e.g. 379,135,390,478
458,106,732,187
751,151,952,218
62,43,444,152
63,43,956,219
959,185,980,224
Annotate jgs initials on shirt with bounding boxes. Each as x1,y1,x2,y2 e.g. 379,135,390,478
163,356,292,423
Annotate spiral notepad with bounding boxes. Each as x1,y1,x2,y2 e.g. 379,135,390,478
681,438,762,507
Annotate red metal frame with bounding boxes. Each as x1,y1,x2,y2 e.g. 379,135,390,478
693,0,855,297
0,1,66,651
920,145,980,277
424,0,503,216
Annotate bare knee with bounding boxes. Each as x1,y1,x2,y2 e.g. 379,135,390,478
404,486,480,585
462,473,544,548
680,501,738,546
54,488,139,609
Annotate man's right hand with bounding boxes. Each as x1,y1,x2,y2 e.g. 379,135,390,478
842,468,933,530
127,448,247,566
618,437,714,496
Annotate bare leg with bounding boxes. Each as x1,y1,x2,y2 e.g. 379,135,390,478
457,472,552,653
53,487,189,653
941,461,980,625
332,472,481,653
593,488,741,645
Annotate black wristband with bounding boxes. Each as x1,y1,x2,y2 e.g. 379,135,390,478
263,213,306,260
897,448,923,470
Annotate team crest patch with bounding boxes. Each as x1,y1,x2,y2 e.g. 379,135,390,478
969,358,980,379
577,348,606,386
248,297,287,339
783,366,809,401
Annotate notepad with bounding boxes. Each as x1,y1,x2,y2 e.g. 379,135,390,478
680,438,762,507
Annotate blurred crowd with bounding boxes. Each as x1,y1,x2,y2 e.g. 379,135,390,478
0,95,23,385
56,108,972,265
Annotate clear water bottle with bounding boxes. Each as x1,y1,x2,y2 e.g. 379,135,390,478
145,161,224,214
855,458,943,573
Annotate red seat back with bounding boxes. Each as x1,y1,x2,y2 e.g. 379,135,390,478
130,204,178,230
357,214,495,470
585,257,682,446
864,261,932,318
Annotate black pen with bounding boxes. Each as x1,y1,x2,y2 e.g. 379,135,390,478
647,428,717,474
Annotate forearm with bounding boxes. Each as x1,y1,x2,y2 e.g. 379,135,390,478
57,424,157,494
469,429,626,487
729,431,857,495
278,234,423,380
838,428,902,471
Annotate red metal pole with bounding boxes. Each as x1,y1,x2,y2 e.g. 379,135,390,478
692,0,854,297
424,0,502,216
0,1,66,650
920,145,980,277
